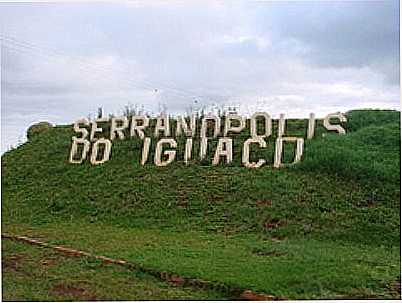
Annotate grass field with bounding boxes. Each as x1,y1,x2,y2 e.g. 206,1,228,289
2,238,225,300
2,109,401,300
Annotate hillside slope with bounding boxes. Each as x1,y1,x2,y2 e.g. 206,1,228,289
2,109,401,299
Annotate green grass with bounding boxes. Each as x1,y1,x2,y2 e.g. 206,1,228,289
345,109,400,132
2,239,225,301
2,109,400,299
4,221,400,299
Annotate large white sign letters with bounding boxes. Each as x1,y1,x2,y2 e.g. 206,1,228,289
69,112,347,168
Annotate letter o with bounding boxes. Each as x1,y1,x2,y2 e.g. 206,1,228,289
90,138,112,165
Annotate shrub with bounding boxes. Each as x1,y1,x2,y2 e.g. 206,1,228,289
27,122,53,141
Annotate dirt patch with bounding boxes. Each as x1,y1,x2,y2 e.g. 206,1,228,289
256,199,272,206
176,199,188,208
38,250,61,267
240,290,282,300
40,257,58,267
263,219,286,230
168,275,185,286
51,283,98,301
176,190,189,208
2,253,32,276
393,279,401,295
2,254,24,268
357,199,376,208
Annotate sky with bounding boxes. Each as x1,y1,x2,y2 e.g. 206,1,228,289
0,1,400,152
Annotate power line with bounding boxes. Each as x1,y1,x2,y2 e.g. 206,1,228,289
1,35,227,102
1,37,186,100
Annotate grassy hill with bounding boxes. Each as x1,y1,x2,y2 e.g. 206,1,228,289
2,109,400,300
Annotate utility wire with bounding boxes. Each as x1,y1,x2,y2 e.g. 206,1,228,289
1,35,225,102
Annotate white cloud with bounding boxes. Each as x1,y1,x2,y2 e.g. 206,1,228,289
0,1,399,152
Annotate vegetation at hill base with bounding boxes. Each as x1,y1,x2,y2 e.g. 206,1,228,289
2,109,401,300
2,239,225,300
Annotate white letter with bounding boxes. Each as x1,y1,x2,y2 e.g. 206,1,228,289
140,137,151,165
278,113,286,138
242,137,267,168
323,112,347,134
90,117,109,142
212,138,233,165
176,114,196,137
154,114,170,137
200,137,208,160
154,138,177,166
130,115,149,140
184,138,193,165
274,137,304,168
73,118,90,140
90,138,112,165
307,113,315,139
200,115,221,138
110,116,128,140
224,114,245,136
69,138,90,164
250,112,272,139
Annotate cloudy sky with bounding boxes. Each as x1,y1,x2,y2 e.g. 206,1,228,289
0,1,400,152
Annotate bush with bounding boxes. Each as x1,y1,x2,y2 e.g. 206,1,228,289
27,122,53,141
